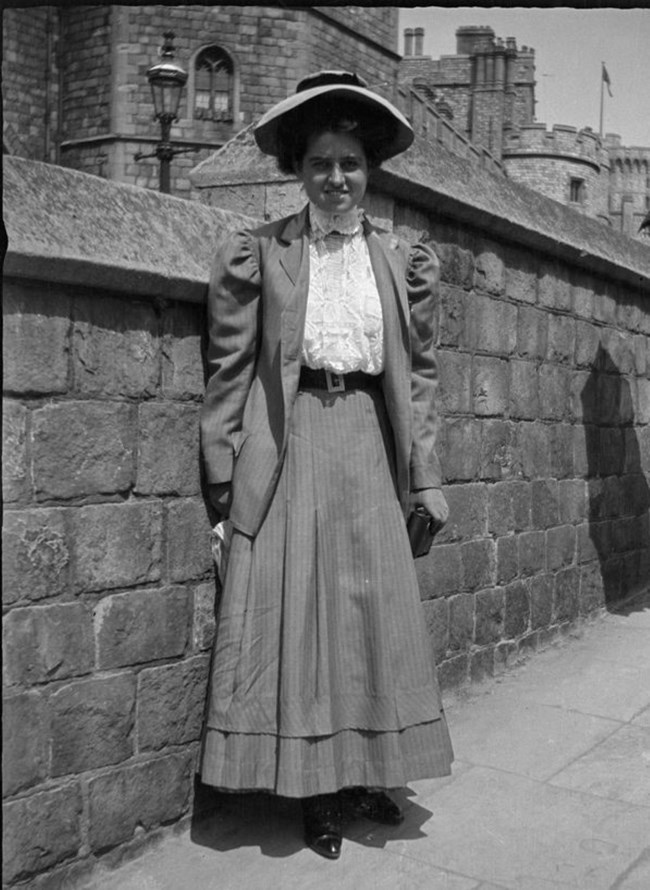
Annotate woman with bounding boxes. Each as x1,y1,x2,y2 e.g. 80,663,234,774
200,71,453,860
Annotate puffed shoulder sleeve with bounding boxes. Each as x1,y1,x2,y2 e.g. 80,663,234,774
406,242,443,491
200,230,262,486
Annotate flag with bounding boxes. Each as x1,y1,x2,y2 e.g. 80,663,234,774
602,63,613,97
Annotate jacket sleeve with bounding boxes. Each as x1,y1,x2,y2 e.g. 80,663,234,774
407,242,443,490
200,230,262,486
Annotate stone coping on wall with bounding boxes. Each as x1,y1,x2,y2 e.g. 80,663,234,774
2,157,257,304
191,124,650,293
4,147,650,304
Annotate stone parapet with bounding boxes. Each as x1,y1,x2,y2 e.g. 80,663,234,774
503,123,609,169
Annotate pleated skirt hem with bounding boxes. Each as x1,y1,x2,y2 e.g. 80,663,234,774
201,717,454,799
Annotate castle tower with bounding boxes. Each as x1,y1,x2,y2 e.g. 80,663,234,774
399,25,536,155
502,124,611,222
605,134,650,238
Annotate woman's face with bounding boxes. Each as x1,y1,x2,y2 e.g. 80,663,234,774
296,130,368,214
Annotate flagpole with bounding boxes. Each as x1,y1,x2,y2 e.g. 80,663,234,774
599,62,604,137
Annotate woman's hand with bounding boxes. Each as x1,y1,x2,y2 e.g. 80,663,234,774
409,488,449,526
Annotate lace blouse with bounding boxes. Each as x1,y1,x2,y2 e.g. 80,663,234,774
301,203,384,375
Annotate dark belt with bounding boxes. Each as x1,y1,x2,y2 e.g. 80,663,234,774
298,366,383,393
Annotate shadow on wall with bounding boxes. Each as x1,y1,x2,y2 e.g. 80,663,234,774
581,344,650,609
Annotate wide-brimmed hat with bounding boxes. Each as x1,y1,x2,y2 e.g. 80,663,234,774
253,70,414,162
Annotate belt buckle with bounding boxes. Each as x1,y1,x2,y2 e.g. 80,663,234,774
325,370,345,393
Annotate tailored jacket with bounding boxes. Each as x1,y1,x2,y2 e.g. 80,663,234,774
200,205,442,538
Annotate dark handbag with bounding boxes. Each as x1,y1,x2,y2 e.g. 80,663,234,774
407,506,443,558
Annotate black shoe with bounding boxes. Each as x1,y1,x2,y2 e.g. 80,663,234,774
342,787,404,826
301,793,342,860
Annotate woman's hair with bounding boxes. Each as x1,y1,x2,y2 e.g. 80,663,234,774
275,100,395,175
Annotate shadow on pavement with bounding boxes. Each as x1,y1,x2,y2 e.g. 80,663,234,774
188,780,432,857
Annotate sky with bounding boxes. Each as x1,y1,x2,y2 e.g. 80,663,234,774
398,7,650,147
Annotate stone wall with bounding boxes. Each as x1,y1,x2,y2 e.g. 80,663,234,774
3,149,650,887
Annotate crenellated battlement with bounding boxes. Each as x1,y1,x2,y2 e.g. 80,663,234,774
503,123,609,168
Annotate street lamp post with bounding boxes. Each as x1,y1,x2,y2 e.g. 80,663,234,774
135,31,196,194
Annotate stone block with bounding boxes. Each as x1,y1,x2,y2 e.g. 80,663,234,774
437,652,469,690
472,357,508,416
70,501,162,593
530,574,554,629
574,320,600,368
192,581,218,651
579,562,605,615
439,284,466,347
161,304,204,400
438,350,471,415
436,243,474,289
558,479,587,524
2,784,82,884
593,283,617,325
474,587,504,645
497,535,519,585
573,425,589,477
505,251,537,304
599,428,625,476
578,520,610,564
518,530,546,577
570,370,591,423
72,295,159,397
572,280,594,319
87,753,193,852
549,424,575,479
2,400,28,502
519,422,551,480
461,539,496,592
447,593,474,651
539,364,571,421
2,690,48,797
511,481,532,531
602,328,635,376
487,482,515,536
436,483,487,543
633,334,647,378
538,262,572,312
546,525,576,571
95,588,189,670
166,498,214,582
2,284,70,395
50,674,135,776
532,479,559,529
554,567,580,621
3,603,94,686
421,596,449,663
637,377,650,425
2,509,70,606
438,417,481,482
416,540,460,598
504,580,530,638
479,420,521,481
135,402,200,496
32,401,136,501
546,315,575,364
137,656,209,751
466,294,516,355
517,306,548,360
473,249,505,296
469,647,495,683
508,360,538,420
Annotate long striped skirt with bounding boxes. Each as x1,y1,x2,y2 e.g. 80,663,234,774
201,385,453,798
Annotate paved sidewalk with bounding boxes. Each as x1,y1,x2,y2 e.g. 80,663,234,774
86,590,650,890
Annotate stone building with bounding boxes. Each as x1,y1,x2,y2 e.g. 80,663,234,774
2,4,401,200
401,25,650,239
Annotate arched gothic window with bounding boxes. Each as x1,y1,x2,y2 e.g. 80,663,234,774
194,46,233,122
